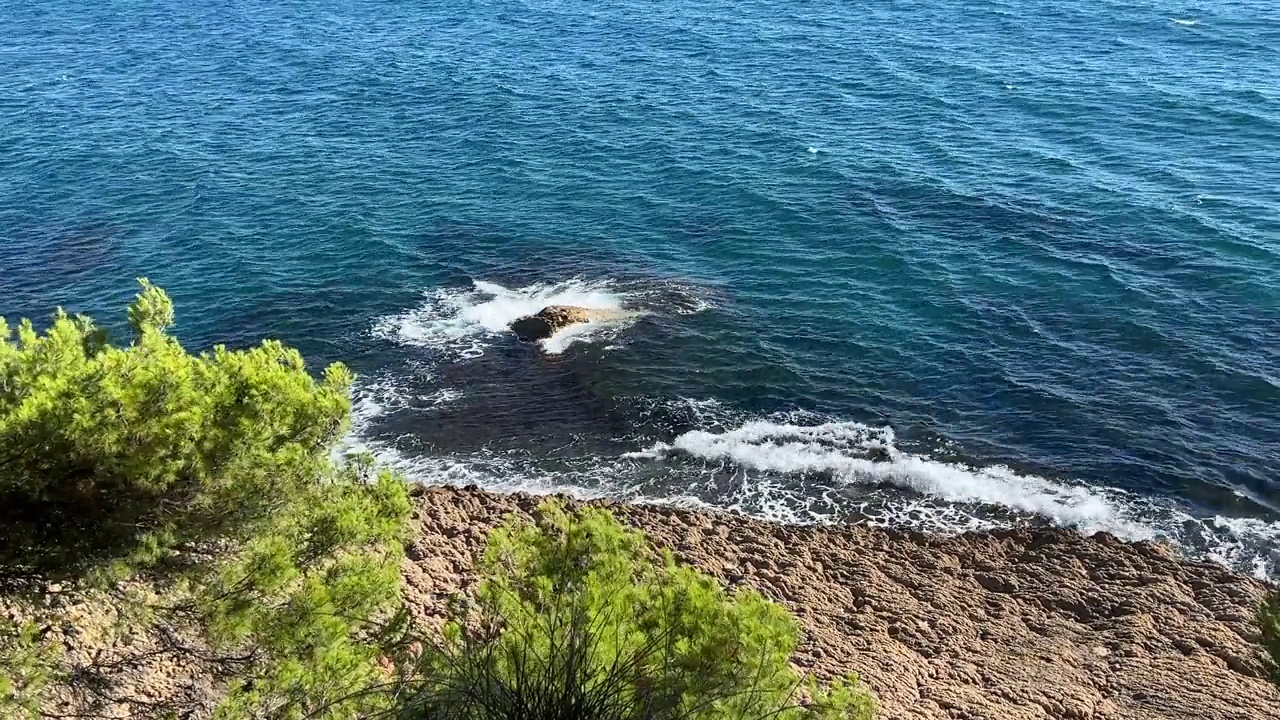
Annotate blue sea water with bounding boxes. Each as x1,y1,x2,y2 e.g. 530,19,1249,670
2,0,1278,574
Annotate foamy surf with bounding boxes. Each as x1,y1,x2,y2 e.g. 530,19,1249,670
372,278,634,357
341,382,619,501
541,313,639,354
629,419,1149,537
341,379,1280,580
626,415,1280,578
336,370,463,461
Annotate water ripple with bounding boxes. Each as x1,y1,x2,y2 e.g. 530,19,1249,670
2,0,1278,574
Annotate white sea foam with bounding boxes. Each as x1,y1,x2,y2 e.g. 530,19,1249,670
1195,516,1280,581
670,293,714,316
350,373,460,423
343,383,1280,579
372,279,634,357
1172,18,1198,26
337,371,463,462
631,419,1150,538
541,316,632,354
626,415,1280,577
341,367,619,497
342,422,616,501
347,374,410,436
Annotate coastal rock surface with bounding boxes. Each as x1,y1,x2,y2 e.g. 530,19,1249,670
508,304,627,341
406,486,1279,720
22,486,1279,719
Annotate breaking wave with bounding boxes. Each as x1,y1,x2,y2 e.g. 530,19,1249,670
628,416,1280,579
371,279,635,357
628,419,1147,536
344,378,1280,580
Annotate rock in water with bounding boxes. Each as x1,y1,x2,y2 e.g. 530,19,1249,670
509,305,626,342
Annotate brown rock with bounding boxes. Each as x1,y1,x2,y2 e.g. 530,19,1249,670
508,305,628,342
403,486,1280,720
17,485,1279,719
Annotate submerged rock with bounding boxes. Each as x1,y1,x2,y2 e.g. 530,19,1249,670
509,305,627,342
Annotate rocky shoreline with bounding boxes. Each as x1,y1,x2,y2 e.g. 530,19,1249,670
22,484,1280,719
406,485,1279,720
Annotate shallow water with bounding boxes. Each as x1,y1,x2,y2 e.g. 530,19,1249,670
2,0,1278,575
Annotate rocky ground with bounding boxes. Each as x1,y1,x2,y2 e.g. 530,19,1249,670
16,485,1279,719
405,486,1280,720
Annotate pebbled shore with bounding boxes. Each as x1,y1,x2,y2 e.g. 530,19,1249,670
406,486,1280,720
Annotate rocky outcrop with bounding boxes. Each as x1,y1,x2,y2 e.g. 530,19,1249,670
20,485,1280,719
508,305,627,341
405,486,1280,720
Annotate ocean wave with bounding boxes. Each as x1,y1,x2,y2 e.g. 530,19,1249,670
338,371,464,464
351,371,461,419
628,419,1148,536
371,278,635,357
624,414,1280,578
341,421,618,502
668,292,715,316
342,381,1280,579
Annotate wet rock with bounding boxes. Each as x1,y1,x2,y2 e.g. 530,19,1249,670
508,305,629,341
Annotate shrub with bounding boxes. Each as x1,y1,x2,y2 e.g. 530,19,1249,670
1260,589,1280,687
0,282,876,720
199,457,411,720
0,279,358,580
0,617,57,720
401,502,875,720
0,281,412,719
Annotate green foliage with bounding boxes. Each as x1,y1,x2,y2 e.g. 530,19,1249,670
0,278,357,580
205,460,411,720
128,277,176,336
0,281,413,719
402,502,874,720
0,282,877,720
0,617,58,720
1260,589,1280,687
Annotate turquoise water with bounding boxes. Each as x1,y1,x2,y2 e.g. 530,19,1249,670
3,0,1278,574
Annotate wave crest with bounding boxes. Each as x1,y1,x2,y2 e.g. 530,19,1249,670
372,278,632,357
631,419,1149,536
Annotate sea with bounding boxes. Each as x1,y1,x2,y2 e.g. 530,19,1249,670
2,0,1278,577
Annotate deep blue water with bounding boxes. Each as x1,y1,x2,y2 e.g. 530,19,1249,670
3,0,1279,574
